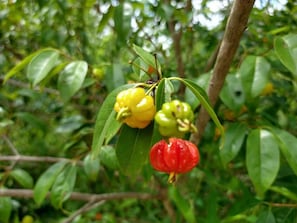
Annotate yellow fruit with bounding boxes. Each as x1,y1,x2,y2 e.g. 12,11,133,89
92,68,105,80
22,215,34,223
261,82,274,95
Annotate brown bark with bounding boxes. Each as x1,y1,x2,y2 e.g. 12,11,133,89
190,0,255,144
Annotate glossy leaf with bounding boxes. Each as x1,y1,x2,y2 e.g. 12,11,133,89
99,145,119,170
50,164,77,209
220,75,245,110
83,153,100,181
3,48,57,83
27,49,59,86
116,123,154,176
10,168,34,189
246,129,280,197
220,123,247,166
0,197,12,223
91,84,135,158
185,73,211,109
33,161,68,206
151,78,175,145
272,128,297,176
274,34,297,76
57,61,88,101
238,56,271,98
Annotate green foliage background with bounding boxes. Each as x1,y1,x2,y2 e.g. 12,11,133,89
1,0,297,222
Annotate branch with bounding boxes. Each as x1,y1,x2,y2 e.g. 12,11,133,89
62,200,106,223
190,0,255,144
0,155,83,166
0,189,160,202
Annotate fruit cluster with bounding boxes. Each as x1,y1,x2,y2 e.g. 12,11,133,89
114,87,200,183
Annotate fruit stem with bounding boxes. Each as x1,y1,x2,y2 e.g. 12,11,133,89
116,107,131,122
168,172,177,184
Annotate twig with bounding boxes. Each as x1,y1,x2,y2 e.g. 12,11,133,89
166,0,192,95
0,155,83,166
0,189,160,202
62,200,106,223
2,135,20,170
190,0,255,144
2,135,19,155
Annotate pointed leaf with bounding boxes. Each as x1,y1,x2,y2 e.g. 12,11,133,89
33,161,68,206
270,186,297,202
274,34,297,76
172,77,224,145
220,75,245,110
10,168,34,189
132,44,161,74
272,128,297,176
238,56,270,98
4,48,57,83
116,124,154,176
246,129,280,197
58,61,88,101
83,153,100,181
252,57,271,97
91,84,135,158
98,5,114,33
50,164,77,209
0,197,12,223
27,49,59,86
99,145,119,170
220,123,247,166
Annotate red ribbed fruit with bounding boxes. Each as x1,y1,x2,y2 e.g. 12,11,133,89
149,138,200,183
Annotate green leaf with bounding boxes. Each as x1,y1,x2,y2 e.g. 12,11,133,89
99,145,119,170
15,112,47,133
150,79,166,145
238,56,271,98
57,61,88,101
0,197,12,223
115,123,154,176
3,48,57,84
220,75,245,110
10,168,34,189
185,73,211,109
220,123,247,166
256,210,276,223
83,153,100,181
105,63,126,92
91,84,135,158
272,128,297,176
132,44,155,68
98,5,114,33
50,164,77,209
270,186,297,202
171,77,224,146
33,161,68,206
132,44,161,74
27,49,60,86
169,187,195,223
274,34,297,76
246,129,280,197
